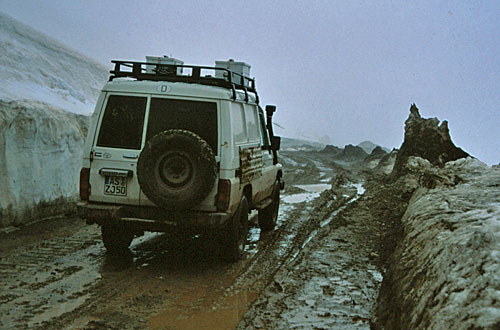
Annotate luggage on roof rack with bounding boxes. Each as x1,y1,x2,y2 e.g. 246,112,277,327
109,60,258,103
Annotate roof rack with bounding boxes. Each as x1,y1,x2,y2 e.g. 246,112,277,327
109,60,259,103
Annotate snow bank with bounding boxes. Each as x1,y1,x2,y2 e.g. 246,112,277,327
376,158,500,328
0,100,89,227
0,12,107,114
0,13,108,227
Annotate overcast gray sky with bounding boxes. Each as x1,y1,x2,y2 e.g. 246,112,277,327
1,0,499,164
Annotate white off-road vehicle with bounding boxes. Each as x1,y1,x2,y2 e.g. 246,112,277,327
78,57,283,261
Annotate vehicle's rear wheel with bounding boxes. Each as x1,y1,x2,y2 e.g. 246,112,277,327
221,196,249,262
101,225,134,254
137,129,216,210
258,180,280,231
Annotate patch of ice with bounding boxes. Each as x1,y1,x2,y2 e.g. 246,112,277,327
283,193,320,204
279,154,299,166
320,194,360,228
295,183,331,193
320,178,331,183
282,183,331,204
245,227,261,253
367,269,383,282
130,232,163,248
284,147,311,152
311,159,330,173
301,229,319,249
353,183,366,195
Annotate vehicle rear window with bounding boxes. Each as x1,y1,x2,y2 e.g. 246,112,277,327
97,95,147,150
146,98,218,154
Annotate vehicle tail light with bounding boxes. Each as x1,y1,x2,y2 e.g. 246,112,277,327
216,179,231,211
80,168,91,200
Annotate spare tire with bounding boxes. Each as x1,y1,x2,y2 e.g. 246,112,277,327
137,129,216,210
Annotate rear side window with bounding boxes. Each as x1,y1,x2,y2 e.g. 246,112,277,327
246,105,260,142
97,95,147,149
146,98,218,154
231,103,246,144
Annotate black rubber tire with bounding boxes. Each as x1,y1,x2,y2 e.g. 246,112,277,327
222,196,249,262
137,129,216,210
258,180,280,232
101,225,134,254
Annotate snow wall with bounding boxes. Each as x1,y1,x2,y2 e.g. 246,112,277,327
0,100,89,228
0,13,107,228
376,157,500,328
0,13,107,114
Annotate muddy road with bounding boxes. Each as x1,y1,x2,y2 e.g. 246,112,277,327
1,149,382,329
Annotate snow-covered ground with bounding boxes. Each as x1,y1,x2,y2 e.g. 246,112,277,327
0,12,107,227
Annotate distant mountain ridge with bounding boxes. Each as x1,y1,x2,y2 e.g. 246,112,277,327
281,137,325,150
358,141,391,154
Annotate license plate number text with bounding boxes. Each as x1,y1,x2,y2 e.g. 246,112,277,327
104,176,127,196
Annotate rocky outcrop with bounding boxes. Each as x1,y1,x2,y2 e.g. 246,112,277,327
375,149,398,175
363,146,388,168
334,144,368,162
368,146,387,159
392,104,469,178
374,104,499,328
320,144,342,154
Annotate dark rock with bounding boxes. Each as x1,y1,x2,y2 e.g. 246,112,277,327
364,146,388,162
375,149,398,175
334,144,368,162
363,146,390,169
392,104,470,178
320,144,342,154
358,141,391,154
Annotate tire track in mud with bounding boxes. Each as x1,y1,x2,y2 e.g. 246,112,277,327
1,150,351,330
145,188,356,330
0,219,103,330
237,183,384,330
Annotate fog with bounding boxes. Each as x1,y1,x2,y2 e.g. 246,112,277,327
1,0,498,164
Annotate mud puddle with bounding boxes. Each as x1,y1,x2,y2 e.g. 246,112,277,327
282,183,331,204
0,221,103,329
149,289,259,330
238,173,386,329
1,149,378,330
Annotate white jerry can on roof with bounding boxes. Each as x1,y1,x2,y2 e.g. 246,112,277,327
215,59,251,86
145,56,184,74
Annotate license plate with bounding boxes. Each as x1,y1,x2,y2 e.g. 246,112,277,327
104,176,127,196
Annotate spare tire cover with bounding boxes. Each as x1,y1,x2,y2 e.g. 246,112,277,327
137,129,216,210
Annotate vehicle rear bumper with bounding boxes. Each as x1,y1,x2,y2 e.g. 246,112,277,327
77,201,232,231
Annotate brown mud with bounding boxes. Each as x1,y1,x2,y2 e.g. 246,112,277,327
0,149,397,330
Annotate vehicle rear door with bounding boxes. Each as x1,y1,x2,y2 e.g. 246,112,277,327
89,94,149,205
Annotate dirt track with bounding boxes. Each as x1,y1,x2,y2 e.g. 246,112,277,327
0,149,385,329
